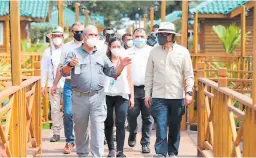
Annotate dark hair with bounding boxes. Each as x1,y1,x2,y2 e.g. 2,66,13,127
106,37,122,61
121,33,132,42
103,27,114,36
153,24,159,28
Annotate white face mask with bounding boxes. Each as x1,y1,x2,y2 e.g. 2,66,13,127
111,48,121,56
87,37,98,48
53,37,63,46
126,40,133,48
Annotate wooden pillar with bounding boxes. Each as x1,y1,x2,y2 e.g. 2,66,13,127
197,62,206,156
161,0,166,22
58,0,64,28
244,6,256,157
213,68,232,156
181,0,188,47
85,10,89,27
239,6,246,79
75,3,80,22
4,16,10,53
10,0,21,85
150,7,154,32
143,14,147,30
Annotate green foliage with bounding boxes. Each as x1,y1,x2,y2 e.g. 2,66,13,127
30,26,52,44
212,24,250,54
21,40,48,53
67,1,181,26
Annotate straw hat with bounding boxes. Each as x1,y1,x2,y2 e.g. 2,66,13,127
157,22,181,36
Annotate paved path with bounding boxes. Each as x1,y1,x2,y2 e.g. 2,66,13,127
36,129,197,157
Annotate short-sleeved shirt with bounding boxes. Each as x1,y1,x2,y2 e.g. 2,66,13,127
61,46,117,93
59,41,82,79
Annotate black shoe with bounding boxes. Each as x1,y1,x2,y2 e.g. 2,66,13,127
50,134,60,142
116,151,126,157
153,154,165,157
128,134,136,147
142,144,150,153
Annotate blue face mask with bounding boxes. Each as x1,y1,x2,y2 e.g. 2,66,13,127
133,38,146,48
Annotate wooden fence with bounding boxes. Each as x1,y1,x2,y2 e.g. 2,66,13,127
197,62,256,157
0,76,42,157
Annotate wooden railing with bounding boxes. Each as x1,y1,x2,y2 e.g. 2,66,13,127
186,55,252,129
0,53,42,76
197,62,256,157
0,77,42,157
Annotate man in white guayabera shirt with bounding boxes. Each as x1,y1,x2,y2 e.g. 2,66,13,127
126,28,153,154
51,22,84,154
144,22,194,158
41,26,66,143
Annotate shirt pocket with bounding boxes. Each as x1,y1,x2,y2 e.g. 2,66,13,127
170,56,183,68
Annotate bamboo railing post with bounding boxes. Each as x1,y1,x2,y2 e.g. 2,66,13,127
240,6,246,80
75,3,80,22
58,0,64,29
213,68,232,157
35,81,42,153
181,0,188,47
150,7,154,32
65,20,69,33
161,0,166,22
197,62,206,156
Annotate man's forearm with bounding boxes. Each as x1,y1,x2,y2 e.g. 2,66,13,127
53,66,62,86
62,65,73,76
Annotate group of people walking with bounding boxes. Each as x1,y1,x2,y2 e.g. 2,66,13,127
41,21,194,157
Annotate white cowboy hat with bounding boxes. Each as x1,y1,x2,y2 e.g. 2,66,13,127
157,22,181,36
47,26,68,39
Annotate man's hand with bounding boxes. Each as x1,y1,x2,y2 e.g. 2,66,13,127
120,57,132,67
185,93,193,106
69,57,79,67
51,85,57,96
129,97,134,109
144,97,151,108
41,87,46,96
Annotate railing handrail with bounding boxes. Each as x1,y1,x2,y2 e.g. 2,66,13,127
199,77,253,108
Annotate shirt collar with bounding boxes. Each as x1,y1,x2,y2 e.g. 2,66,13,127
81,45,97,54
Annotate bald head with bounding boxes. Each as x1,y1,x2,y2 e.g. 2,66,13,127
72,22,84,31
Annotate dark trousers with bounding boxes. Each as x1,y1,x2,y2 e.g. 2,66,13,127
104,95,129,152
128,86,153,145
150,98,185,156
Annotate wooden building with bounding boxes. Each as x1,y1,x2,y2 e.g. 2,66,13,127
191,0,256,56
0,0,50,53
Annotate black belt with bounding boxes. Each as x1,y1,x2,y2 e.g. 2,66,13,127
134,85,145,88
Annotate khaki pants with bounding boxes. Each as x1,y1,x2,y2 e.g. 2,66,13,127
49,88,63,135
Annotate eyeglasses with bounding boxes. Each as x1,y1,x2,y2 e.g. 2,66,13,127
106,33,115,37
73,30,83,34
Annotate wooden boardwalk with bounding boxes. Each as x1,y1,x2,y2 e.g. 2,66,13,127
36,129,197,157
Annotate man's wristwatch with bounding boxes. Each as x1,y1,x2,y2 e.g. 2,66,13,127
186,91,193,96
67,62,74,68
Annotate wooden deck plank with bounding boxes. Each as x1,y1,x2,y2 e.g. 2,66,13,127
36,129,197,157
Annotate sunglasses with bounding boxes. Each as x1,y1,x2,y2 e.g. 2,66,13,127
106,33,115,37
73,31,83,34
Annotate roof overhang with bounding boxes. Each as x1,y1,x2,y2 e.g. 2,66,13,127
20,17,47,22
230,1,256,18
198,14,230,19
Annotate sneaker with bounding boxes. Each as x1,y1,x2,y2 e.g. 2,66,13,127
50,135,60,142
116,151,126,157
63,143,74,154
153,154,165,157
107,150,115,157
142,144,150,153
128,134,136,147
169,153,177,158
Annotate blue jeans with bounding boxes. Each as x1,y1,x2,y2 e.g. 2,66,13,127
63,80,74,144
150,98,185,156
104,96,129,152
